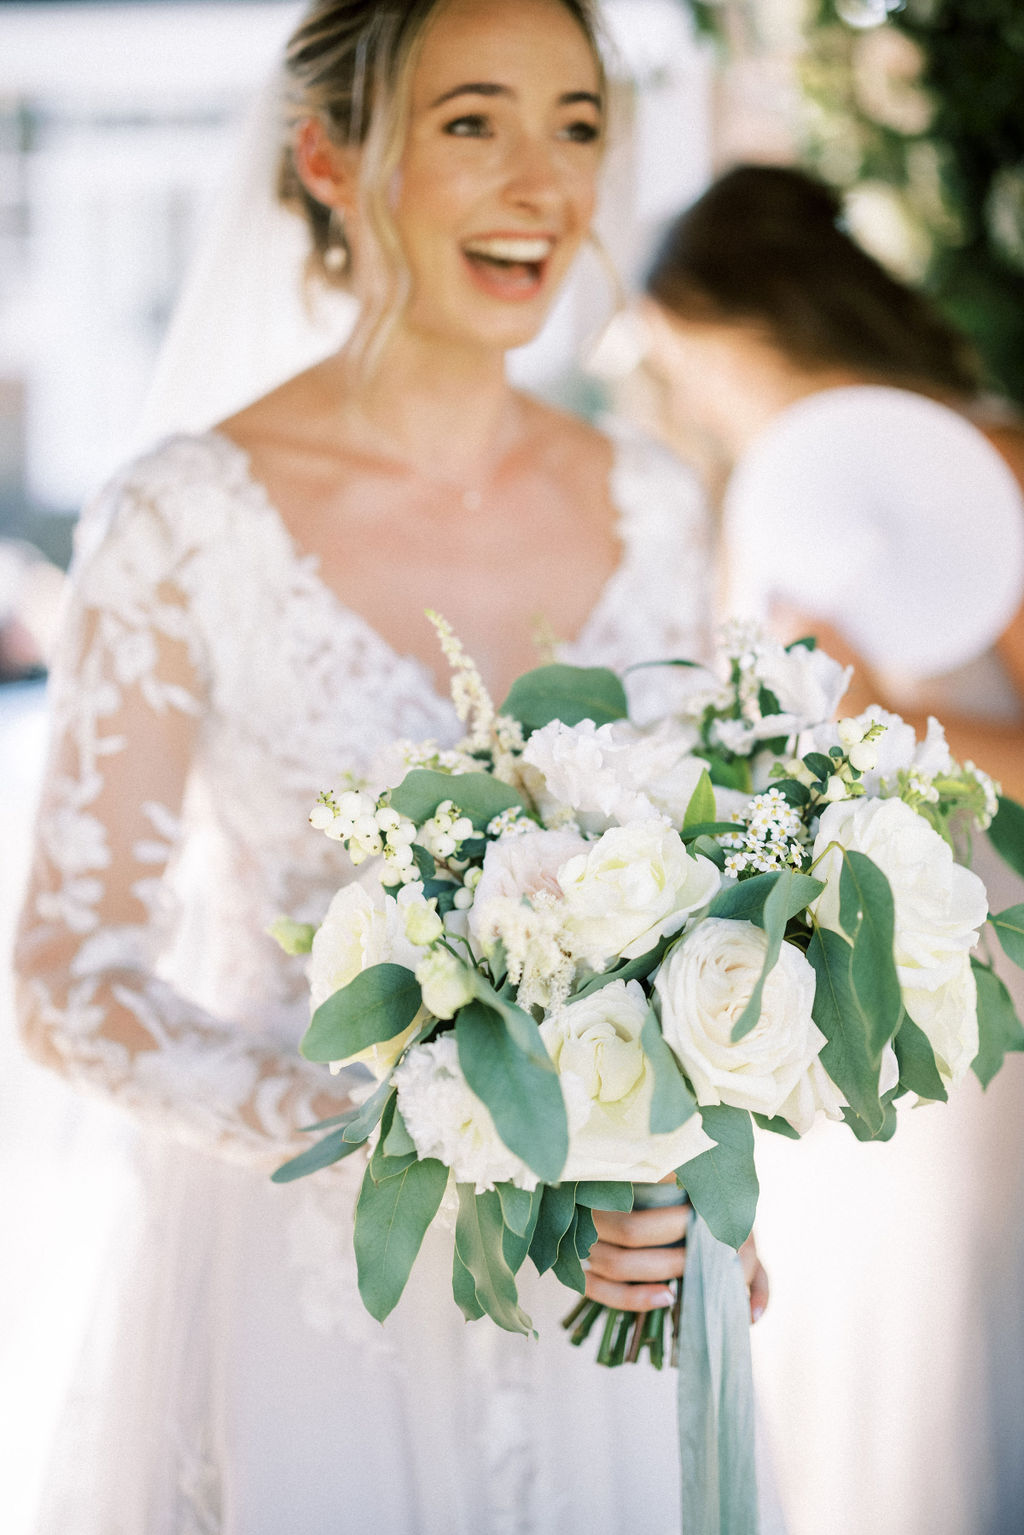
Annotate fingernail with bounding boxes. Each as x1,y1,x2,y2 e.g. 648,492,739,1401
751,1304,765,1324
652,1289,675,1307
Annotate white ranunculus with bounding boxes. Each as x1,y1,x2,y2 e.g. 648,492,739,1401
540,980,713,1180
521,716,705,834
559,822,721,970
655,918,828,1125
811,797,986,1085
468,827,589,954
393,1036,538,1193
308,876,429,1078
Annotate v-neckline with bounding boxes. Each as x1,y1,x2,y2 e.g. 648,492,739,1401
201,426,631,708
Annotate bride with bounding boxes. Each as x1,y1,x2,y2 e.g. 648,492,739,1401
15,1,768,1530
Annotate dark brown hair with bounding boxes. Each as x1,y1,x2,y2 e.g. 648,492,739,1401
645,163,979,398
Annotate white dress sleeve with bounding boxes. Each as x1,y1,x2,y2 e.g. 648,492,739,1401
723,386,1024,680
14,461,340,1170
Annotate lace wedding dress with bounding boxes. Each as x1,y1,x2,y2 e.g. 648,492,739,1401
16,422,723,1535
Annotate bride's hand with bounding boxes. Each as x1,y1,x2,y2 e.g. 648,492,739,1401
586,1207,770,1323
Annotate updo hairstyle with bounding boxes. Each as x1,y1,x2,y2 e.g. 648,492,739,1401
646,163,979,399
278,0,605,291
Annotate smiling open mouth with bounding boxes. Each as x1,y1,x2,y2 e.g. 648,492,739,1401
461,235,554,297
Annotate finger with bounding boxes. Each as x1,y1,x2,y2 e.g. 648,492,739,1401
748,1262,770,1323
593,1204,691,1249
584,1271,679,1312
586,1238,687,1285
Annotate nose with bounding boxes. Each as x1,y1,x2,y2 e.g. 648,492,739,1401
500,131,567,218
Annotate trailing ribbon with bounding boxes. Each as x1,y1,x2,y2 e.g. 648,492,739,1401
676,1212,759,1533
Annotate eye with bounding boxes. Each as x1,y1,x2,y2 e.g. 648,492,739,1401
559,119,601,145
443,114,493,138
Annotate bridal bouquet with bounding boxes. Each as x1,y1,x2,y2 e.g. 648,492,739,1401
272,617,1024,1372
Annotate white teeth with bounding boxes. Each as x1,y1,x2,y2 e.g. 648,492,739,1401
463,236,553,263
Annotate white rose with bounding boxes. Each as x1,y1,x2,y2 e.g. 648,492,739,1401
559,822,721,969
811,797,986,1084
393,1036,538,1193
308,876,428,1078
655,918,828,1125
521,716,706,833
754,642,852,734
415,947,476,1021
540,980,713,1180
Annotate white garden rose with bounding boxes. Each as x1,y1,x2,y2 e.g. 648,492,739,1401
558,822,721,969
753,642,852,735
798,707,952,797
521,716,705,833
308,876,429,1078
540,980,713,1180
655,918,828,1125
393,1036,538,1193
811,797,987,1085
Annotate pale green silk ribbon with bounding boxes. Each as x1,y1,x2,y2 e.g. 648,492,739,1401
676,1213,760,1534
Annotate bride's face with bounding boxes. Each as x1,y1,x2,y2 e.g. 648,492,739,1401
392,0,603,352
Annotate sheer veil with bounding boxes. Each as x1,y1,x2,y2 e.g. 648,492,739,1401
135,70,357,448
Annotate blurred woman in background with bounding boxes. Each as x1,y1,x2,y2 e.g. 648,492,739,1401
639,161,1024,1535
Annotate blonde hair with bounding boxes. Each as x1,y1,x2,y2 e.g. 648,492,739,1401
277,0,606,364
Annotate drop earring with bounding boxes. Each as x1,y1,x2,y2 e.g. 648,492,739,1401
324,208,349,274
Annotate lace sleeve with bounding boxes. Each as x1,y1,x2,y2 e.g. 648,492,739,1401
14,467,345,1170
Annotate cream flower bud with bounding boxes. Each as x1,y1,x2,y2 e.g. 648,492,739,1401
404,901,444,947
353,814,379,842
375,807,401,832
387,820,417,847
823,774,848,802
453,887,474,910
848,742,878,772
416,947,476,1020
452,817,474,842
309,803,335,830
837,718,864,749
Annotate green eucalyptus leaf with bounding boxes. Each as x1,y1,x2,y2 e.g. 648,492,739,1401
529,1182,577,1275
271,1125,366,1183
682,770,717,834
575,1181,634,1211
807,926,885,1134
707,756,753,793
382,1101,418,1158
675,1104,758,1250
843,1090,899,1143
707,871,781,923
989,796,1024,882
573,1203,599,1264
571,937,672,999
552,1209,586,1294
301,963,422,1063
839,852,903,1047
389,769,526,831
353,1156,448,1321
691,834,727,869
680,821,744,843
972,960,1024,1088
500,663,628,732
731,870,825,1043
452,1243,486,1322
641,1006,699,1133
455,998,567,1183
499,1191,543,1276
496,1181,538,1237
752,1112,801,1140
454,1186,534,1335
894,1012,947,1102
990,904,1024,969
369,1098,420,1184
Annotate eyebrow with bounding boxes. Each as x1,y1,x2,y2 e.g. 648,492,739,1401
429,82,603,112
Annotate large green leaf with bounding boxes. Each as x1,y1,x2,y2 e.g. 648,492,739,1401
454,1186,534,1335
972,960,1024,1088
575,1181,634,1211
552,1209,587,1294
989,796,1024,881
496,1182,538,1237
368,1096,421,1184
301,963,422,1063
843,1090,899,1143
807,926,885,1134
389,769,526,831
270,1125,366,1184
839,853,903,1048
353,1156,448,1321
990,904,1024,970
730,870,825,1042
676,1104,758,1249
571,936,673,1000
707,871,782,923
752,1112,800,1140
894,1012,947,1102
641,1006,699,1132
452,1244,485,1322
500,663,628,732
455,999,567,1183
529,1182,578,1275
682,769,717,834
